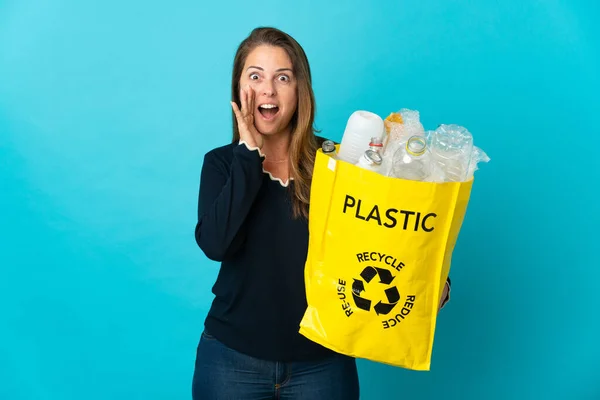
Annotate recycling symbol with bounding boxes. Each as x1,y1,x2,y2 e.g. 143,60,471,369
352,266,400,315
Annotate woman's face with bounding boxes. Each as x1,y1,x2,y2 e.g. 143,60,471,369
240,45,298,137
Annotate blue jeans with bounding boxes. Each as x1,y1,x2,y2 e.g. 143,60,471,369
192,330,360,400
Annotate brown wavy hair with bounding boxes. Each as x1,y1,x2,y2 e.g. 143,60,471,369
231,27,318,219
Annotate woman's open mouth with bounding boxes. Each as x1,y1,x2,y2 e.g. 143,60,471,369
258,104,280,121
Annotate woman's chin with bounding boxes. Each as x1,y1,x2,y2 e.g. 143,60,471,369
256,124,283,137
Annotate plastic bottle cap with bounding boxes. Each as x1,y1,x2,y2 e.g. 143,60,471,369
406,136,427,156
363,149,383,165
369,136,383,148
322,140,336,153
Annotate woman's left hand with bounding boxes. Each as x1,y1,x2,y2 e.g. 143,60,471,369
437,282,449,313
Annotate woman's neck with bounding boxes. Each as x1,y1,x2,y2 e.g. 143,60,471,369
261,131,291,162
259,129,292,185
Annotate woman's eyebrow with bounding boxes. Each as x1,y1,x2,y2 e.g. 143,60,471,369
246,66,293,73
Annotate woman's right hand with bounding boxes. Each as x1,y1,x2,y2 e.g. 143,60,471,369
231,85,263,150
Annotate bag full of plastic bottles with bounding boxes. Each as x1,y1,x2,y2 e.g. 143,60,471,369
299,108,489,371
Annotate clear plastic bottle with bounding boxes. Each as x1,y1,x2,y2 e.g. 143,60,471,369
322,140,337,158
368,136,384,153
390,136,433,181
337,111,384,164
356,149,383,173
429,124,474,182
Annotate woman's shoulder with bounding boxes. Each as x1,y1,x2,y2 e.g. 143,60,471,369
203,140,266,171
206,141,238,155
204,141,246,161
201,142,239,170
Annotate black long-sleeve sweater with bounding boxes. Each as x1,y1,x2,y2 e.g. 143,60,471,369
195,140,336,361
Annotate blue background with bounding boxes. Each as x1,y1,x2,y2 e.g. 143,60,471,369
1,0,599,399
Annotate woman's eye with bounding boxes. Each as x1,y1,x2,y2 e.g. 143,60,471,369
278,75,290,82
250,73,259,80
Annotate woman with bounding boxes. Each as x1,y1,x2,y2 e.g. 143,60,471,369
192,27,450,400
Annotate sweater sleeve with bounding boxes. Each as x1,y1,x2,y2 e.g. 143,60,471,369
194,142,265,261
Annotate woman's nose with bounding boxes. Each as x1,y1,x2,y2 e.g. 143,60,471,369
259,80,276,96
